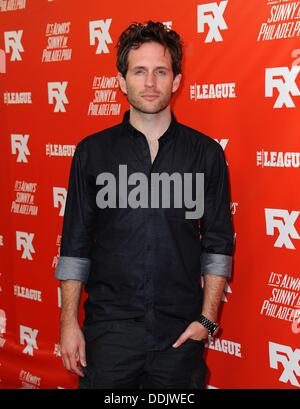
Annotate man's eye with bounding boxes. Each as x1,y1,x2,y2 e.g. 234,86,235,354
157,70,166,75
135,70,144,74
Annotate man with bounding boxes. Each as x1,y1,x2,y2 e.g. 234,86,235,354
55,21,234,389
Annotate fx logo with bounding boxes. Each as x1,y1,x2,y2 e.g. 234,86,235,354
197,1,228,43
57,287,62,308
54,343,61,357
214,138,229,165
48,82,69,112
222,282,232,303
53,187,67,216
163,21,173,30
16,231,35,260
265,208,300,250
214,138,229,151
89,19,112,54
11,134,30,163
0,309,6,336
269,342,300,387
230,202,238,215
20,325,38,356
4,30,24,61
265,66,300,108
0,49,6,73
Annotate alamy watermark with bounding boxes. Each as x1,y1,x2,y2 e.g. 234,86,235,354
95,165,204,219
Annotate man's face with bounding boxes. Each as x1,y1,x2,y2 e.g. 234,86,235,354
118,41,181,114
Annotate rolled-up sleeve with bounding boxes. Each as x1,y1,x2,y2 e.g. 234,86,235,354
200,141,234,279
55,142,96,283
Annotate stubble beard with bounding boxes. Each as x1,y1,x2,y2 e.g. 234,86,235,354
127,90,172,115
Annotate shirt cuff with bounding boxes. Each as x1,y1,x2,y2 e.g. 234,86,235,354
200,253,232,279
55,256,91,283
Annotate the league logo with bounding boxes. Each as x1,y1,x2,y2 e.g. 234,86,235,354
48,81,69,112
4,30,24,61
89,19,112,54
265,208,300,250
20,325,38,356
11,134,30,163
16,231,35,260
269,342,300,387
197,1,228,43
265,66,300,108
53,187,67,216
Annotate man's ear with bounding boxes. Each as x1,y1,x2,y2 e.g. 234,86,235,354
172,73,182,93
117,72,127,95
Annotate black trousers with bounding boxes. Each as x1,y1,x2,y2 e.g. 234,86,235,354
79,317,208,389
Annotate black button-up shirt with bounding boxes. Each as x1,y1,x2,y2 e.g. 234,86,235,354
55,110,234,351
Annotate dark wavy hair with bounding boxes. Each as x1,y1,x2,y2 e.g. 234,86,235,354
116,21,183,77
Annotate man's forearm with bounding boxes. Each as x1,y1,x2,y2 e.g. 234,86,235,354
201,274,227,322
60,279,83,323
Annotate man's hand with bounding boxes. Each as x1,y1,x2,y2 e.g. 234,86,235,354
60,319,86,377
172,321,208,348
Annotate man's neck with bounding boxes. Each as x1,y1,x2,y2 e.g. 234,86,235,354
129,106,172,141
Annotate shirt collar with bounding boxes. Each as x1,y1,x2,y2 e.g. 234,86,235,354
122,109,178,144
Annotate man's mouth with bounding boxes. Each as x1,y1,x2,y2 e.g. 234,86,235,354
141,94,160,100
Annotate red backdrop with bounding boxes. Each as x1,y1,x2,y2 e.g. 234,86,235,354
0,0,300,389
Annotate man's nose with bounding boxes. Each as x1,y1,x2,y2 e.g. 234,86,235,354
145,72,156,88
